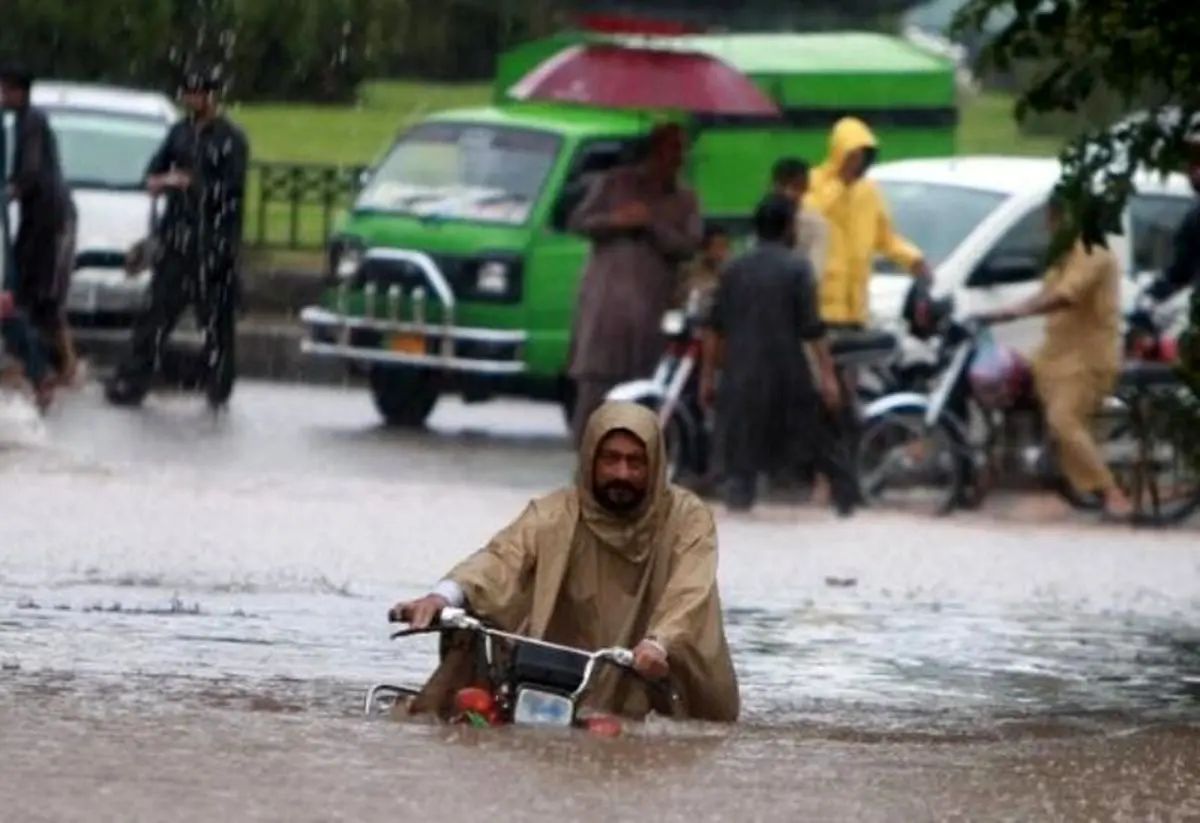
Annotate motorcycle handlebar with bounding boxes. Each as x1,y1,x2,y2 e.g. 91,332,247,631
387,607,637,670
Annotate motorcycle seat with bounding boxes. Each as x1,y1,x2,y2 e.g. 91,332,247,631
1117,361,1178,393
829,329,899,366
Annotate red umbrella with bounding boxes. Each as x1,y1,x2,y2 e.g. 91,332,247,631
574,14,703,36
508,43,780,117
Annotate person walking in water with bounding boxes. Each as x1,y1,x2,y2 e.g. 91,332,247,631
566,122,703,445
1,64,78,402
105,64,248,411
700,193,857,515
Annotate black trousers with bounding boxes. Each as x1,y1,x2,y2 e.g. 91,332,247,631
1,312,50,385
723,371,860,514
115,254,237,404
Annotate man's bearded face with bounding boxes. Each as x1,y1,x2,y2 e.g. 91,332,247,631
592,430,650,513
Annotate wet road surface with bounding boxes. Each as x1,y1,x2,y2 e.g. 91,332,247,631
2,382,1200,821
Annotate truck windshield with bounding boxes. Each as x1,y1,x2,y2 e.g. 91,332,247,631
873,180,1008,272
355,122,562,226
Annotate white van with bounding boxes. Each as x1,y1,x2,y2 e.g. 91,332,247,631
866,155,1193,358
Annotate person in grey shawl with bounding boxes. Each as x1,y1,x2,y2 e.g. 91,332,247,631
565,123,703,445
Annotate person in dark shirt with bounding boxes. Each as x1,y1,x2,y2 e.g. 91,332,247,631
1,64,77,401
105,64,249,410
1145,134,1200,301
699,193,858,515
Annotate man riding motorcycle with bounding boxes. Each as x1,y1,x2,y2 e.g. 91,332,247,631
391,401,740,722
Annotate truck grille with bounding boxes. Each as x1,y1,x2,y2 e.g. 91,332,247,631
356,253,472,296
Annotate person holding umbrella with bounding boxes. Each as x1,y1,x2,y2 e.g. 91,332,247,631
105,63,249,411
566,122,703,445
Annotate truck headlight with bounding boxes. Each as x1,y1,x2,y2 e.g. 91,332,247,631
336,247,363,279
476,260,510,294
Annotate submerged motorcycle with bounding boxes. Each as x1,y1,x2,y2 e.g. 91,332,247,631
857,295,1200,524
606,291,904,481
365,607,673,735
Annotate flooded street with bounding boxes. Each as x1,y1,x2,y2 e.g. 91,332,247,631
3,382,1200,821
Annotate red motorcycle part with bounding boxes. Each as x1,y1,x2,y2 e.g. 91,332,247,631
454,687,500,725
1134,336,1178,362
583,715,623,738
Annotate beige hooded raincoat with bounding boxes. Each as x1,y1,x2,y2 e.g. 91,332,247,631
407,402,740,722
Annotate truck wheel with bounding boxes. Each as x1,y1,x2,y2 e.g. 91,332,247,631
368,366,440,428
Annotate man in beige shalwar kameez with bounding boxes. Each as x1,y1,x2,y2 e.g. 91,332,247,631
978,195,1133,519
392,401,740,722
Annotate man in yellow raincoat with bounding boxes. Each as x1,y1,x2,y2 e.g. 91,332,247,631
978,196,1133,519
804,117,931,326
391,401,740,722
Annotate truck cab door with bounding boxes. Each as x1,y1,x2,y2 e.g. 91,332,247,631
959,203,1049,359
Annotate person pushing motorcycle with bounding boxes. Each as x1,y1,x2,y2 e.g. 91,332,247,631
976,193,1133,519
392,401,740,722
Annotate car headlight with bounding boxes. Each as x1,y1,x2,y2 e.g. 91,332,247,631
475,260,510,295
660,310,685,336
336,247,363,279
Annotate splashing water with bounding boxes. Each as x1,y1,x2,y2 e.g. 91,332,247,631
0,388,47,448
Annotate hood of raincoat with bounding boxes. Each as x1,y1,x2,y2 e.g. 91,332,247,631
822,116,878,178
576,401,670,562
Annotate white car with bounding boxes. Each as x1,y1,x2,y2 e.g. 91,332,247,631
867,155,1194,359
4,81,178,340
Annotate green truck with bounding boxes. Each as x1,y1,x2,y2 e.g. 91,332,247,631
298,31,958,426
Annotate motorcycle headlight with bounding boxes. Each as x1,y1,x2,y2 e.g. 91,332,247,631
475,260,510,295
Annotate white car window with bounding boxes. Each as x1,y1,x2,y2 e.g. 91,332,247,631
3,109,169,191
966,204,1050,287
1130,193,1192,274
873,180,1008,272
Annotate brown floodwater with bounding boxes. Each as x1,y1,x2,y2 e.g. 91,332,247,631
2,384,1200,821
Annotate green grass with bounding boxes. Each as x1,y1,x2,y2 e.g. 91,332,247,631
230,81,493,165
232,81,1063,270
233,82,1061,164
957,92,1064,157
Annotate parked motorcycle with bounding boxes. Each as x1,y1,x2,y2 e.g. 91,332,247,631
605,295,710,481
857,295,1200,524
606,290,903,481
364,607,672,735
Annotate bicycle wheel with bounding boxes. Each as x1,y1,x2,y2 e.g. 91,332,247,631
1106,391,1200,526
858,407,968,516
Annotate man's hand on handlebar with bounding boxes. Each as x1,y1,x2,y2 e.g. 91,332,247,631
632,639,669,680
388,593,449,629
